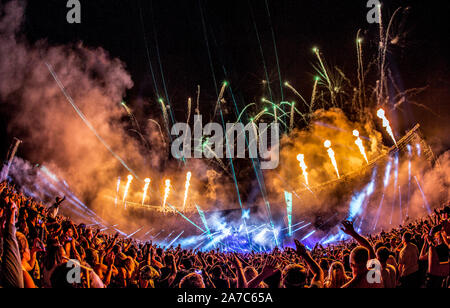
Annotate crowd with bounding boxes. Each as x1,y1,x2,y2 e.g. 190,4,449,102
0,181,449,288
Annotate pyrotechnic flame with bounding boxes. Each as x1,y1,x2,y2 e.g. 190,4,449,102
114,177,121,208
324,140,340,179
142,178,151,205
162,179,171,212
353,130,369,164
182,172,192,212
377,109,397,147
296,154,309,186
122,175,133,208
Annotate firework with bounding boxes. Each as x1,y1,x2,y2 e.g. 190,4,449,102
353,130,369,164
114,177,121,208
311,76,320,109
284,82,309,108
122,175,133,208
377,109,397,146
324,140,340,179
183,172,192,212
296,154,309,186
162,179,171,212
142,178,151,205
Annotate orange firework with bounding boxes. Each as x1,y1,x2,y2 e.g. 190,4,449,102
182,172,192,212
377,109,397,147
142,178,151,205
353,130,369,164
122,175,133,208
324,140,340,179
162,179,171,211
296,154,309,186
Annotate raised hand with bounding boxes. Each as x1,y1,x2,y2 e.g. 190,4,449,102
294,239,307,256
341,220,356,236
261,256,279,277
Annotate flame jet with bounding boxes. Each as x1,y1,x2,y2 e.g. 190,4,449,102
162,179,171,212
142,178,151,205
296,154,309,186
353,130,369,164
182,172,192,212
324,140,340,179
377,109,397,147
122,175,133,208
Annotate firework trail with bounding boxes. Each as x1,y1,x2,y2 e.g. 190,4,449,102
212,82,227,121
142,178,151,205
296,154,309,186
149,119,167,147
353,130,369,164
356,31,365,110
122,175,133,208
183,172,192,212
324,140,340,179
159,99,170,133
284,82,310,108
311,76,320,110
45,63,139,179
162,179,171,212
377,109,397,146
196,85,201,115
114,177,121,208
313,47,335,105
289,102,295,132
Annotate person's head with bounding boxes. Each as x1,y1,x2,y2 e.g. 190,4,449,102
16,231,30,262
85,248,99,267
181,257,193,270
18,220,29,236
179,273,205,288
327,262,348,288
86,228,93,239
28,210,38,224
124,256,136,274
402,232,412,244
281,264,307,288
350,246,369,277
64,226,74,239
319,258,329,272
211,265,223,279
376,247,390,265
112,244,122,255
164,254,174,266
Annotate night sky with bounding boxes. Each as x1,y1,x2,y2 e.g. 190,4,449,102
1,0,450,159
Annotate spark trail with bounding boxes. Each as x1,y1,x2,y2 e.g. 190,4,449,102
45,63,139,179
162,179,171,212
353,130,369,164
183,172,192,212
142,178,151,205
296,154,309,186
377,109,397,146
324,140,340,179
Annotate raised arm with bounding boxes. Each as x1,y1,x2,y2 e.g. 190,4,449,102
0,202,24,288
341,221,376,259
294,239,324,286
247,256,279,288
